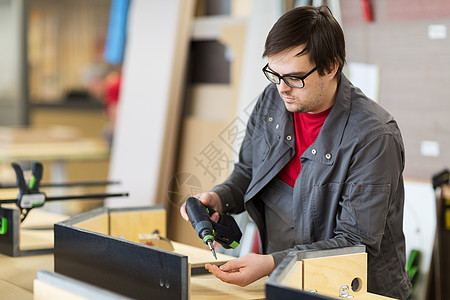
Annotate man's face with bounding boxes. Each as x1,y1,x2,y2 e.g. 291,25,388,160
267,45,336,114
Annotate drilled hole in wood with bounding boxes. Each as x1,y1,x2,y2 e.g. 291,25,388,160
351,277,362,292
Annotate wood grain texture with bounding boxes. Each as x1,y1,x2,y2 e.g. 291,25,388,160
74,213,108,235
0,253,53,292
110,209,166,242
303,253,367,297
190,274,266,300
0,279,32,300
280,260,303,290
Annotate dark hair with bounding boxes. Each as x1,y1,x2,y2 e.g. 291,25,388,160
263,5,346,80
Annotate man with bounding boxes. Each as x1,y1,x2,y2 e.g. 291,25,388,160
181,5,411,299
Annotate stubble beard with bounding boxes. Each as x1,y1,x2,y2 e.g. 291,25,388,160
281,94,311,113
282,80,325,114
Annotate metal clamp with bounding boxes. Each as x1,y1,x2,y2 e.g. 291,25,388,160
339,285,354,298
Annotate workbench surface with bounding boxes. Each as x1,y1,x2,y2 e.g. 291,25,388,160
0,252,266,300
1,208,266,300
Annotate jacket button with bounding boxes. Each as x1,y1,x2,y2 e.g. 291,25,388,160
325,153,332,160
276,124,279,129
312,149,317,155
286,135,292,141
268,117,273,122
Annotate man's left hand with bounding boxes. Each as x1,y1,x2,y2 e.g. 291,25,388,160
205,254,275,287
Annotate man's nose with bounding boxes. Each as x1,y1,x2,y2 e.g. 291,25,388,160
278,79,292,93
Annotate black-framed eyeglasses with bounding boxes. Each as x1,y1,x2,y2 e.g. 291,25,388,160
262,63,317,89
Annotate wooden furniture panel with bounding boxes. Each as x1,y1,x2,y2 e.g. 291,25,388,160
303,253,367,297
74,213,108,235
281,260,303,290
54,206,264,300
110,209,166,242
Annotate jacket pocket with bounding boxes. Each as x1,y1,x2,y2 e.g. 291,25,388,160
340,183,391,243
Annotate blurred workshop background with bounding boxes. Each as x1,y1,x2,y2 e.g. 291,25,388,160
0,0,449,299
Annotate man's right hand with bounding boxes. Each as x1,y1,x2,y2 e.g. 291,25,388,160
180,192,222,222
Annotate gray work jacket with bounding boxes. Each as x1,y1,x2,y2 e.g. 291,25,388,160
212,75,411,299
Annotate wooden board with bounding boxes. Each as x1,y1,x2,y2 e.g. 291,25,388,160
303,253,367,298
110,209,166,242
280,260,303,290
0,253,53,292
107,0,196,208
443,184,450,199
21,209,69,230
54,222,190,300
190,274,266,300
171,241,235,269
0,126,79,144
34,280,87,300
19,229,54,251
0,279,32,300
0,138,109,163
74,213,108,235
167,117,231,249
34,271,133,300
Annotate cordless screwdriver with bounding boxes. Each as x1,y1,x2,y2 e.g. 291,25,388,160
185,197,242,260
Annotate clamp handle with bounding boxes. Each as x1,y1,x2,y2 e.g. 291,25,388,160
30,162,43,193
11,162,28,194
10,162,46,222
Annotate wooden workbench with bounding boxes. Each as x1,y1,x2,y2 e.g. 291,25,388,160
2,252,265,300
2,208,265,300
0,126,109,163
0,209,64,300
0,253,53,300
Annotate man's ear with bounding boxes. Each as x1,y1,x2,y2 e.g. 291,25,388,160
325,60,339,80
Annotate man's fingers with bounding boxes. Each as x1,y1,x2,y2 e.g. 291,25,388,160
210,212,220,223
205,264,243,285
179,203,189,221
218,259,243,272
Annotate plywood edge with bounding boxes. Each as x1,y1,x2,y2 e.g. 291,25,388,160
172,241,235,268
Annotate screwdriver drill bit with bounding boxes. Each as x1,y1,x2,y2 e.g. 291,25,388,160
207,239,217,260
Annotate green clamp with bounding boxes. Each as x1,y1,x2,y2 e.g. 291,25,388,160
0,217,7,235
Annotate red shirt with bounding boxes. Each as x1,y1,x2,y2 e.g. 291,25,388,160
278,107,332,187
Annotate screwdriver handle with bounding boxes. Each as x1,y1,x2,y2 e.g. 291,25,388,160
206,206,242,249
185,197,214,244
185,197,242,249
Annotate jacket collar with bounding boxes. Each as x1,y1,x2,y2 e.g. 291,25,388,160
301,74,352,165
